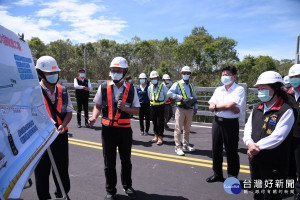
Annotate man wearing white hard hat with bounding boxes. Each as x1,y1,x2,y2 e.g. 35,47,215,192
148,70,168,145
35,56,73,200
136,73,151,135
287,64,300,200
243,70,295,199
207,65,245,182
162,74,173,130
283,75,292,92
89,57,140,200
168,66,198,156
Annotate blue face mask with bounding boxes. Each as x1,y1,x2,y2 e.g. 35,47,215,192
151,79,158,85
140,79,146,84
182,74,190,80
258,90,272,102
79,73,85,78
221,76,232,85
284,83,291,88
290,78,300,88
46,74,58,84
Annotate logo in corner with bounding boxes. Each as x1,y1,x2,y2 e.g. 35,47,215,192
223,177,241,194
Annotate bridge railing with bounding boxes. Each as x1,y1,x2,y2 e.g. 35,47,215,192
60,80,258,126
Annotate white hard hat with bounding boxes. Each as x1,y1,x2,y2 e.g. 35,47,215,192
283,76,290,84
35,56,60,72
288,64,300,77
150,71,159,78
139,73,147,79
181,66,191,72
110,57,128,68
162,74,170,80
254,71,283,87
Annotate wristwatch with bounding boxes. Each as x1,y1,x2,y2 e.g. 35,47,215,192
213,104,217,112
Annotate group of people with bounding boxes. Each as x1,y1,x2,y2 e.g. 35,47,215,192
33,54,300,200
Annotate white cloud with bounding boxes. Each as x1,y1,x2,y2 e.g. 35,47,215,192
13,0,35,6
0,0,127,44
0,10,63,43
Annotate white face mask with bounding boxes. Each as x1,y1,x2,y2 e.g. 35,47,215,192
110,72,123,83
151,79,158,85
165,80,170,84
182,74,190,80
46,74,58,84
140,79,146,84
79,73,85,78
221,76,232,85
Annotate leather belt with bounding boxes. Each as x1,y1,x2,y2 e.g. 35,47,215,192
215,116,238,122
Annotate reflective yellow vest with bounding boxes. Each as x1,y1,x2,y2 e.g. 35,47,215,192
176,81,194,106
150,83,165,105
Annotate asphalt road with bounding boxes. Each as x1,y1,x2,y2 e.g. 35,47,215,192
20,113,294,200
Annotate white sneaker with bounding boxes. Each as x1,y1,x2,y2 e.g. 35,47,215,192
175,148,185,156
183,145,196,152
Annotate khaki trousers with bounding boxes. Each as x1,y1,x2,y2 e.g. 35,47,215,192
174,107,193,148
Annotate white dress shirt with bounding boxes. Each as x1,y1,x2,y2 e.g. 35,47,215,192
243,103,295,150
74,77,92,91
94,81,140,108
40,81,73,112
292,88,300,101
208,82,245,118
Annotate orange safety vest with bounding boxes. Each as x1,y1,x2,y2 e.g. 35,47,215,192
43,83,68,131
101,81,132,127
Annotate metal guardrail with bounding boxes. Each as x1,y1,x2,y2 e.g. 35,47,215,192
61,80,258,126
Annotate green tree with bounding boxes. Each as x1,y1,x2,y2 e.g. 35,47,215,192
46,39,76,81
28,37,47,61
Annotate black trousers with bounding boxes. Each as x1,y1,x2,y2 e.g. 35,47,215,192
101,126,133,195
150,105,165,137
164,104,173,127
212,117,240,177
34,133,70,200
139,103,150,132
76,95,89,125
288,137,300,194
250,160,287,200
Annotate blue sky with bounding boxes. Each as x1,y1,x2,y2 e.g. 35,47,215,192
0,0,299,60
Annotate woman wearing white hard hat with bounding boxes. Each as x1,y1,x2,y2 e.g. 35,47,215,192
243,71,295,199
136,73,151,136
90,57,140,200
35,56,73,200
287,64,300,200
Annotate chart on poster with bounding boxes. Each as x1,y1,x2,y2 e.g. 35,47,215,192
0,25,58,200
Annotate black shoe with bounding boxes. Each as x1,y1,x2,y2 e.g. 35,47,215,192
123,187,137,199
85,123,90,128
144,131,148,136
104,193,117,200
140,131,144,136
77,124,81,128
206,175,225,183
